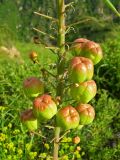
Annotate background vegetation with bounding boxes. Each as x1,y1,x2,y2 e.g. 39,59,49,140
0,0,120,159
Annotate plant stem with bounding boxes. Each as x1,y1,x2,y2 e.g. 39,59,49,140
57,0,65,56
53,127,61,160
56,0,66,97
53,0,66,160
34,11,58,21
33,27,55,40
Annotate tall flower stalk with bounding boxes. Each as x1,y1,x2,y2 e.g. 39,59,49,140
53,0,66,159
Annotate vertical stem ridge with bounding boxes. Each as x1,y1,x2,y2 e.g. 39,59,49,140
57,0,65,55
53,0,66,160
56,0,66,97
53,127,61,160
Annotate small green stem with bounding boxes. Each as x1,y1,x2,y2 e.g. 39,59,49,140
53,1,66,160
33,27,55,40
41,68,56,78
57,0,65,56
34,11,58,21
35,61,56,78
56,0,66,97
59,130,70,141
53,127,61,160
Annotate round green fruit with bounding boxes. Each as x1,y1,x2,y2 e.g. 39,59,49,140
23,77,44,98
71,38,103,65
76,104,95,125
71,38,89,56
81,40,103,65
56,105,80,130
20,109,37,131
70,80,97,103
33,94,57,121
69,56,94,83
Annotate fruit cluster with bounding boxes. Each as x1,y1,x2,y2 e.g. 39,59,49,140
20,38,103,132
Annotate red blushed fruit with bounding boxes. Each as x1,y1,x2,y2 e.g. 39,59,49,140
70,80,97,103
33,94,57,121
71,38,89,56
23,77,44,98
20,109,37,131
56,105,80,130
74,38,89,43
81,40,103,65
71,39,103,65
69,57,94,83
76,104,95,125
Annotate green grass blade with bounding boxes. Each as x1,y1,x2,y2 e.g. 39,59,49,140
103,0,120,17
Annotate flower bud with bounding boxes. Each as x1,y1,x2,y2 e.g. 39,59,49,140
29,51,38,63
56,105,80,130
33,94,57,121
76,146,81,151
20,109,37,131
76,104,95,125
23,77,44,98
69,56,94,83
72,136,80,144
70,80,97,103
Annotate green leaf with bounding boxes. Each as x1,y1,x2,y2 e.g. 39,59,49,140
103,0,120,17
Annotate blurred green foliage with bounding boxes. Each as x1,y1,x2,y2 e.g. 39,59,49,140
94,39,120,99
0,0,20,41
0,0,120,42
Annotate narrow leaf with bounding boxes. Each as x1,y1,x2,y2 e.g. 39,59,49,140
103,0,120,17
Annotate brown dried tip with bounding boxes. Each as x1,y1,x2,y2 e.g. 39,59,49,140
29,51,38,62
20,109,36,122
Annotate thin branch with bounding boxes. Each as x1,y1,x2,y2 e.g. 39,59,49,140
50,130,70,143
34,11,58,21
36,61,57,78
65,26,76,34
31,131,46,139
50,21,58,32
33,36,59,55
67,19,91,28
44,125,55,129
41,68,56,78
59,130,70,141
50,137,55,143
33,27,55,40
45,46,59,51
65,2,74,9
